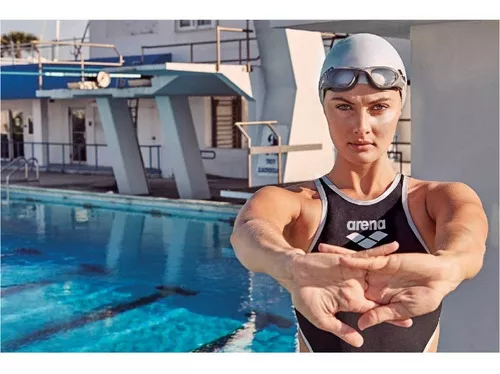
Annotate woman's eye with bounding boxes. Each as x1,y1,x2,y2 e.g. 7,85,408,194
336,104,352,111
371,104,388,112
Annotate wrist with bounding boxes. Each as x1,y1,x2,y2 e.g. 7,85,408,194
272,249,304,292
434,251,466,294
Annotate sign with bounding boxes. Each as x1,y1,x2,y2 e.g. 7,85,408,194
256,127,279,177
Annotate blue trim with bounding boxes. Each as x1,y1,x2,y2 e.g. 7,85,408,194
0,53,172,100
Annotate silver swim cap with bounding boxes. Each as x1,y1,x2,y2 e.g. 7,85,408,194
319,33,408,106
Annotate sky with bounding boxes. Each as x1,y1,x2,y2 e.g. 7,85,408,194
1,20,89,60
1,20,89,41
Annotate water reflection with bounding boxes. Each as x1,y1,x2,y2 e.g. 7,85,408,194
1,199,297,352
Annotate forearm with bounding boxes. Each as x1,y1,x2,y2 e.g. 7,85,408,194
434,223,486,285
427,182,488,288
230,218,304,290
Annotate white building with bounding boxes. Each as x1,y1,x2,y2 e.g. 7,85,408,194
1,20,411,191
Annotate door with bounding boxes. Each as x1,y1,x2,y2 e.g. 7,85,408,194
69,108,87,163
1,110,25,160
1,110,10,159
12,111,25,158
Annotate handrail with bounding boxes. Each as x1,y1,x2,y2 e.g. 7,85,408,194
1,141,162,175
216,22,253,72
32,40,124,90
0,36,89,66
141,36,259,68
1,156,25,173
234,121,280,187
3,157,40,201
234,121,324,187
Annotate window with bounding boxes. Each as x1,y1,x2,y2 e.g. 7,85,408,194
197,20,213,27
179,20,193,28
211,96,242,149
176,20,216,31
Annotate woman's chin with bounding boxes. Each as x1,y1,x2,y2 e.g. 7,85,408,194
342,149,380,165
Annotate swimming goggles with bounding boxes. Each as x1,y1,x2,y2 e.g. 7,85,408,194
319,66,407,96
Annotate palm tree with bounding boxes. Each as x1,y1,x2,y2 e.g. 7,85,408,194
1,31,39,59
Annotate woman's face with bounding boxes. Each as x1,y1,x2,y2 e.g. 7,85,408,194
323,84,402,166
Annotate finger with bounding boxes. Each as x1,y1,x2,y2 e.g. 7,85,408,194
353,241,399,258
318,243,357,256
386,319,413,328
338,254,391,271
358,303,409,330
317,315,364,348
357,301,411,329
359,297,379,312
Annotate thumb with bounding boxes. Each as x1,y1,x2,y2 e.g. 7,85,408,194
316,314,364,348
387,319,413,328
368,300,413,328
358,302,410,330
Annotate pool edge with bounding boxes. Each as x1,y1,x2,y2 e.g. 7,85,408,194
1,184,244,217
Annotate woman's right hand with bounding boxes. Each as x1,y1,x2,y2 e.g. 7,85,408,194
287,241,410,348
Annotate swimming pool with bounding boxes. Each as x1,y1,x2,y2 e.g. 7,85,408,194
1,189,298,352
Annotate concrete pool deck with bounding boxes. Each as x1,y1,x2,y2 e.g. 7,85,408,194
0,171,303,220
1,171,303,203
1,171,258,204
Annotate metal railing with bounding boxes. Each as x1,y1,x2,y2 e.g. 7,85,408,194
234,121,323,187
1,156,40,200
388,139,411,175
0,141,224,175
0,36,91,66
141,37,259,67
216,23,253,72
32,41,124,89
141,22,258,72
387,151,404,174
1,156,25,173
1,141,162,175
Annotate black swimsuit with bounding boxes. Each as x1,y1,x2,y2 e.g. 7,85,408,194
295,173,442,352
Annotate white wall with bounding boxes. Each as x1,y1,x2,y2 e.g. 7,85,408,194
202,148,248,179
1,100,33,117
2,99,36,160
89,20,259,66
284,28,335,182
411,20,499,352
250,21,335,187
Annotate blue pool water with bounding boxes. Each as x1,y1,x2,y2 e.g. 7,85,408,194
0,196,298,352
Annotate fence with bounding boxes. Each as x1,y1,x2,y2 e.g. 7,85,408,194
0,141,161,175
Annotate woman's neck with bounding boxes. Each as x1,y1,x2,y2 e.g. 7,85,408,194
326,155,398,200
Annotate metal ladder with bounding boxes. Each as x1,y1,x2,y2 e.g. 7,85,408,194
1,156,40,201
128,98,139,129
